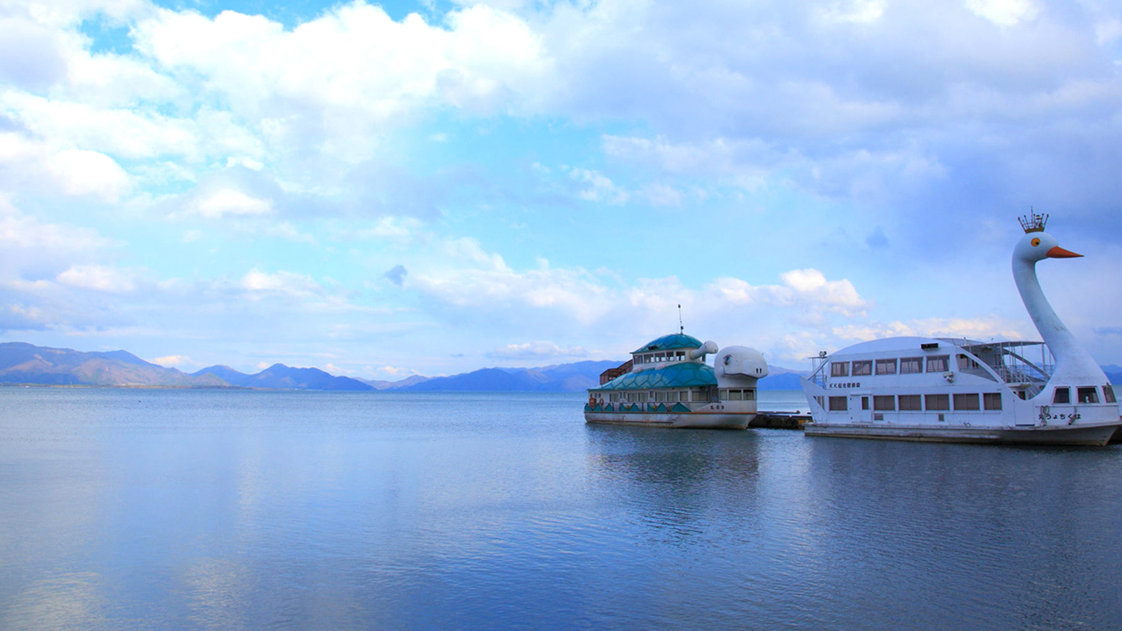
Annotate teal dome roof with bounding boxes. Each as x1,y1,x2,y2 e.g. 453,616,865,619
592,362,716,391
632,333,703,354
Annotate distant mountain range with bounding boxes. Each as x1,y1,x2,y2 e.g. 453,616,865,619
0,342,374,391
395,361,622,392
0,342,229,387
3,341,1119,392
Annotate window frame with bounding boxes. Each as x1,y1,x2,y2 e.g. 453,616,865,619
925,394,950,411
926,355,950,373
898,394,922,411
900,357,923,374
873,395,896,411
875,358,898,375
953,393,981,411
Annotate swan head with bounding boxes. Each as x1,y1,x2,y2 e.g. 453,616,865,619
1013,230,1082,264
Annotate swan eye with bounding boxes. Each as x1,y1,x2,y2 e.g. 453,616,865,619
1031,237,1041,247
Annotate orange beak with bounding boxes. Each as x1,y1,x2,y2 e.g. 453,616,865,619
1047,246,1082,258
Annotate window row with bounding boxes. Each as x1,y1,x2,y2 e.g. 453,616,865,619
718,388,756,401
608,388,710,403
831,356,950,378
825,392,1003,413
1052,385,1117,405
605,387,757,403
635,351,687,365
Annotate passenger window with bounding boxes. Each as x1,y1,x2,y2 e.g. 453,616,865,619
1077,387,1099,404
926,356,949,372
873,395,895,411
1104,386,1117,404
898,395,922,410
925,394,949,411
852,361,872,376
829,396,847,411
1052,387,1070,404
900,358,922,374
954,393,980,410
983,393,1002,410
730,390,743,401
861,396,869,410
831,362,850,377
875,359,897,375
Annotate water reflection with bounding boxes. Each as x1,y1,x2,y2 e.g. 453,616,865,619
584,425,761,543
1,390,1120,630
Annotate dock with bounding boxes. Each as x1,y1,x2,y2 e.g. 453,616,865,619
751,411,811,430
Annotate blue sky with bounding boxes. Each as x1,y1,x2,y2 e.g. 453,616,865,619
2,0,1122,378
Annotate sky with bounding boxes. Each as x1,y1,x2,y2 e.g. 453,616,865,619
2,0,1122,379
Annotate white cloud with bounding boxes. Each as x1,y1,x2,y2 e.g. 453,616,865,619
710,269,869,318
56,264,139,293
129,2,553,145
0,132,131,202
568,167,628,204
241,269,323,299
832,316,1030,343
151,354,190,367
0,93,198,160
411,250,611,325
188,189,274,219
818,0,886,25
378,365,418,377
965,0,1039,28
488,341,589,360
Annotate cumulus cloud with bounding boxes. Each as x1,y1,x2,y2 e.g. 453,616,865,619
965,0,1039,27
0,132,131,202
710,269,869,318
832,316,1031,343
3,0,1122,373
240,269,324,300
488,341,589,360
56,264,139,293
188,189,274,219
151,354,190,367
410,248,612,325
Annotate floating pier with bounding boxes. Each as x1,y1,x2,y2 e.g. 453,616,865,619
750,411,811,430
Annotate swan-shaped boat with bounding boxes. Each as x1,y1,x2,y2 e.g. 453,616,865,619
800,214,1121,445
586,333,768,429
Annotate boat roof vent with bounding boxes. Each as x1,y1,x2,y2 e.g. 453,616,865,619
920,342,940,350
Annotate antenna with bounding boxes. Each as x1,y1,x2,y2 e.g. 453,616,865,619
678,304,683,334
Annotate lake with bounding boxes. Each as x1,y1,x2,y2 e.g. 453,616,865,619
1,388,1120,630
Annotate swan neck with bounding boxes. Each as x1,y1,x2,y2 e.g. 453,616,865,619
1013,257,1102,382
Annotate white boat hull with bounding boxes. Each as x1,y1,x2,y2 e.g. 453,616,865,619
584,409,753,430
804,421,1120,446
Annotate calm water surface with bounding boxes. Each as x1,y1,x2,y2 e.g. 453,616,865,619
1,388,1120,630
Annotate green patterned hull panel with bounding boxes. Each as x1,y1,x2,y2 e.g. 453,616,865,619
591,362,717,392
